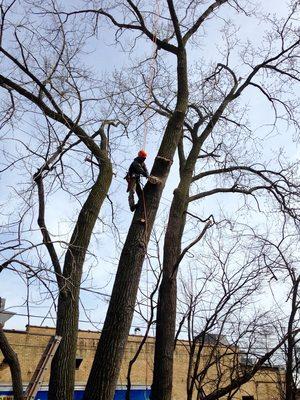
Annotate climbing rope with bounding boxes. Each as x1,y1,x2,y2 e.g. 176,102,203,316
141,1,160,151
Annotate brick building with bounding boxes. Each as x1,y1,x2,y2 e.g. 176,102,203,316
0,325,285,399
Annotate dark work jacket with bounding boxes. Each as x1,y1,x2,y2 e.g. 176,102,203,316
128,157,149,180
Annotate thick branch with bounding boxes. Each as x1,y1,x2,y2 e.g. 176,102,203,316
188,185,270,202
197,80,239,145
234,39,300,98
62,7,178,54
33,171,64,289
192,165,287,183
0,74,106,161
166,0,183,46
0,46,61,113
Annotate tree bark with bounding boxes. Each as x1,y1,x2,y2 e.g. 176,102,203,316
83,47,189,400
0,327,24,400
150,140,200,400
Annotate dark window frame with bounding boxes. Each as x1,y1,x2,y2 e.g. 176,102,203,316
75,356,83,370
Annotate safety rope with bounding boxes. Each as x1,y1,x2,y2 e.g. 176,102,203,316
141,2,160,151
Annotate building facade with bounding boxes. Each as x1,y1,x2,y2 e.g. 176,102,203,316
0,325,285,400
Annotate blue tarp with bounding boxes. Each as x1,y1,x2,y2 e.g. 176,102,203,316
0,389,151,400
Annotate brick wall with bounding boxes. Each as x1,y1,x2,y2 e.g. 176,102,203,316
0,326,284,400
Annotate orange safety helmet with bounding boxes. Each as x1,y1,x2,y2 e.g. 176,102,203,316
138,149,148,158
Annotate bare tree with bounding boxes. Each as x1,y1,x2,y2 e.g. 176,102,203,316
1,2,299,400
0,1,120,399
176,226,299,400
150,2,300,398
53,2,300,399
253,231,300,400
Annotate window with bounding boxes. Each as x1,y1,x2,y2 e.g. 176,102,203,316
75,356,83,370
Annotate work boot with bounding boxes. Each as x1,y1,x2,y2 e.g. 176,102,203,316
130,204,137,212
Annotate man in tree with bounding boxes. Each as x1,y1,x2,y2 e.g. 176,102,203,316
126,149,149,211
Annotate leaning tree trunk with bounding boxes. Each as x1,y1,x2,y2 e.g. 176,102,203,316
48,155,112,400
83,47,189,400
0,327,24,400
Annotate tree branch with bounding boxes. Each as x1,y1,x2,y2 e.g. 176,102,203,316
61,7,178,54
188,184,271,202
183,0,228,44
33,171,64,290
166,0,183,46
171,220,212,278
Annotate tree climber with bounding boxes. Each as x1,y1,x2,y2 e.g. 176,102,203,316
125,149,158,212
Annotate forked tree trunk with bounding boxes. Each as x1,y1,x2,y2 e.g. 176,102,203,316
0,327,24,400
83,47,189,400
151,86,238,400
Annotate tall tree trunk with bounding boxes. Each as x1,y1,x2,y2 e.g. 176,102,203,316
151,141,200,400
150,85,238,400
48,155,112,400
0,327,24,400
83,47,189,400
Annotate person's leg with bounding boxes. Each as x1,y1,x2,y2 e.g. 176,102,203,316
136,181,143,204
128,190,135,211
128,179,137,212
135,181,146,223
